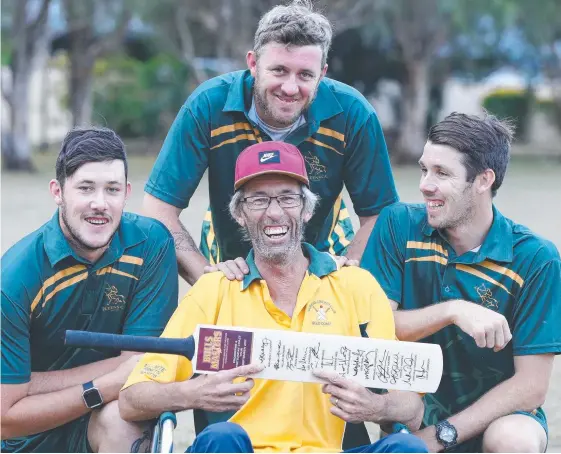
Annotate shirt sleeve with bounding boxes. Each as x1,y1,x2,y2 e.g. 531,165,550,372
1,291,31,384
122,234,179,337
123,275,219,389
343,112,399,217
144,102,211,209
360,206,406,304
512,258,561,356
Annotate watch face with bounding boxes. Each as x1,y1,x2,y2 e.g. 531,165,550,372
440,426,456,443
83,388,103,408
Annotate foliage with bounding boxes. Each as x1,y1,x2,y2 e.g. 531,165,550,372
93,54,190,139
482,88,533,140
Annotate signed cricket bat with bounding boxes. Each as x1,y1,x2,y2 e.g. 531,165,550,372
65,325,443,393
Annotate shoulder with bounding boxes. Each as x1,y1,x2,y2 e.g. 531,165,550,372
186,71,245,109
510,218,561,267
1,222,50,300
378,202,426,228
121,212,173,242
321,77,373,112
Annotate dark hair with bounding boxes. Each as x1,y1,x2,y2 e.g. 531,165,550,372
56,127,128,186
427,112,514,197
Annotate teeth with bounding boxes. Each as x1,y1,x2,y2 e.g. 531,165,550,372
428,201,444,208
87,218,107,225
264,226,288,235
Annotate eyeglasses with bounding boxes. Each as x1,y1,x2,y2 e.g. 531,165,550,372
241,194,304,210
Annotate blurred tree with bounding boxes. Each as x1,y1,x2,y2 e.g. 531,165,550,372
1,0,51,171
59,0,131,126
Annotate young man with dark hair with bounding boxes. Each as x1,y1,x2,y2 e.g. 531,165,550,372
1,127,179,453
361,112,561,452
142,0,398,285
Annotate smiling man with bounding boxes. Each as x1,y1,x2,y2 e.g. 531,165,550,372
1,127,178,453
142,0,398,286
120,142,427,454
361,113,561,452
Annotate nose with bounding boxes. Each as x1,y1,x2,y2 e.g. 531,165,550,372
90,190,108,211
265,197,284,218
419,174,438,195
281,76,299,97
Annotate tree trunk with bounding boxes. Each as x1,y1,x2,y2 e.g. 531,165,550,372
4,69,34,171
394,59,430,163
70,60,94,126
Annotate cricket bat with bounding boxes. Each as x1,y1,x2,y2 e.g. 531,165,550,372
65,325,443,393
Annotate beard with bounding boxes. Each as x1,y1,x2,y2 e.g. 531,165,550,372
60,200,115,254
241,216,306,265
434,184,477,231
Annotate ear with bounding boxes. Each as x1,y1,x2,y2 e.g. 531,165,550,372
234,213,246,228
320,64,328,80
49,179,63,206
247,51,257,77
476,169,495,194
302,210,312,223
125,181,132,201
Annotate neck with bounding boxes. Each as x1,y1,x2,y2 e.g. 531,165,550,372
442,202,494,255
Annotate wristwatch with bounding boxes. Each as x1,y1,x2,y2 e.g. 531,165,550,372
82,381,104,409
435,419,458,450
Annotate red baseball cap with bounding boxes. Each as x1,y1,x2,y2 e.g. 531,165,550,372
234,141,309,190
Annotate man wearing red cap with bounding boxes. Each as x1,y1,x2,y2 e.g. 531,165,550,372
120,142,427,453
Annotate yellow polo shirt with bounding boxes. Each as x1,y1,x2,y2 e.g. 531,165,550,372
123,243,395,452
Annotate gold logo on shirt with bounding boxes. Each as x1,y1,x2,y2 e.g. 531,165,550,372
103,285,126,312
304,152,327,181
475,283,499,310
308,300,336,326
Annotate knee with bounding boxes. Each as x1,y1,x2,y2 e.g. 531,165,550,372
379,433,429,453
483,426,542,453
199,422,250,444
92,401,122,433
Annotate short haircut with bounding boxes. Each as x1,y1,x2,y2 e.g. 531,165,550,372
254,0,333,67
427,112,514,197
56,127,128,187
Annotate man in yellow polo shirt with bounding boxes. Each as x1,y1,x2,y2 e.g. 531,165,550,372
119,142,428,453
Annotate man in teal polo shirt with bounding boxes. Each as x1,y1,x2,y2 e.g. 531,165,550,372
1,127,178,452
143,0,398,285
361,112,560,452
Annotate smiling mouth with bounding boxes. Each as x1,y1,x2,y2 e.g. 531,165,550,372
275,95,300,104
427,200,444,209
264,226,288,239
85,217,109,226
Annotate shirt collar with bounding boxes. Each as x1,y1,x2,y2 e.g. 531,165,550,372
43,211,148,269
422,205,513,263
241,242,338,290
223,70,343,124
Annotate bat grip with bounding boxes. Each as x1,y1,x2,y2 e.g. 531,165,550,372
65,330,195,360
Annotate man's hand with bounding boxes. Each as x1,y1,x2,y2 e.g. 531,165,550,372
334,255,359,268
313,370,386,424
204,258,249,281
185,364,264,412
449,300,512,351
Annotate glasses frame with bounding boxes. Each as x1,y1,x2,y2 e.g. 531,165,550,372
241,193,304,211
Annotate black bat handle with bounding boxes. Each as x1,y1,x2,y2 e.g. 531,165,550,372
65,330,196,361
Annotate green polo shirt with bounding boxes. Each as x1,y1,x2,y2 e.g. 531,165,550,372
1,211,179,385
361,202,561,425
146,70,398,262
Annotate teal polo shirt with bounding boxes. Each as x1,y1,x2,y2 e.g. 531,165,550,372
361,202,561,425
1,211,179,385
146,70,398,262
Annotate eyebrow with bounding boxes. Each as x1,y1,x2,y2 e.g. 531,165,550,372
74,179,123,185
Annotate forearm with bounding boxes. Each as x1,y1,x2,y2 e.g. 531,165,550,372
2,373,120,439
418,374,546,451
28,352,135,396
377,391,424,431
394,302,455,341
119,380,192,422
345,215,378,261
170,221,209,285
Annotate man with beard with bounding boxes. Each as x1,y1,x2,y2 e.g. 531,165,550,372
361,113,561,452
142,0,398,286
1,127,178,452
120,142,428,453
